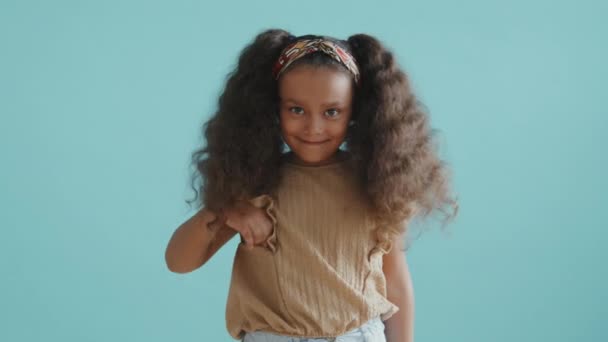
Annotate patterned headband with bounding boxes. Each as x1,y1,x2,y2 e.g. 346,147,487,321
272,37,360,85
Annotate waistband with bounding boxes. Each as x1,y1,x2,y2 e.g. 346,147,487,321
242,316,385,342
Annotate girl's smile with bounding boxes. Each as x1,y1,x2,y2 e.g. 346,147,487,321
298,138,329,144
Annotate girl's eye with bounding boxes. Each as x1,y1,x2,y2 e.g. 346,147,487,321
289,106,304,115
325,109,340,117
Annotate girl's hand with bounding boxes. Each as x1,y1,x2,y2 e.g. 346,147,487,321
222,200,273,250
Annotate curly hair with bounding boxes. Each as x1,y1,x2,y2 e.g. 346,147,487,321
187,28,459,251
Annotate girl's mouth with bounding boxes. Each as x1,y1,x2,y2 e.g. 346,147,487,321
299,138,329,145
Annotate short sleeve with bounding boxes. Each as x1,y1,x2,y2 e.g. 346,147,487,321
247,194,278,253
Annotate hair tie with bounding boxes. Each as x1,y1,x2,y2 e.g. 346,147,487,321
272,38,360,85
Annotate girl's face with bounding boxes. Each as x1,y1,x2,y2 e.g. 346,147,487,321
278,65,354,167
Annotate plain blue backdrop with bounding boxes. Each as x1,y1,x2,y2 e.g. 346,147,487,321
1,0,606,341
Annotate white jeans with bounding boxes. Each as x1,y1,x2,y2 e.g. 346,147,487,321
242,317,386,342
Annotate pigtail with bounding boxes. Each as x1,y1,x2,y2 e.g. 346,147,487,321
346,34,459,252
188,29,293,212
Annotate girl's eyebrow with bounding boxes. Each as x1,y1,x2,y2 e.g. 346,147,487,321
283,98,343,107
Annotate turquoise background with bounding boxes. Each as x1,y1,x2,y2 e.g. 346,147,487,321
1,0,606,341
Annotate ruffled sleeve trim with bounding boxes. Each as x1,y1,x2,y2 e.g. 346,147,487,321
369,226,394,256
247,194,278,253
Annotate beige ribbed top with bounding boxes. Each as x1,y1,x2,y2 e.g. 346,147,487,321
225,153,399,340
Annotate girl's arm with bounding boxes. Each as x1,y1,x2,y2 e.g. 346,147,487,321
383,231,415,342
165,208,238,274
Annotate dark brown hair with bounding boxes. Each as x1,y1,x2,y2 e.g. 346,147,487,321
187,29,459,251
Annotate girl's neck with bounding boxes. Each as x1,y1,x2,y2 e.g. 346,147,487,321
283,150,350,167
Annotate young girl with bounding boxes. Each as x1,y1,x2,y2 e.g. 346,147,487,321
165,29,458,342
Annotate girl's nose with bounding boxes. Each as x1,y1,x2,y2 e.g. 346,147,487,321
304,114,324,134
